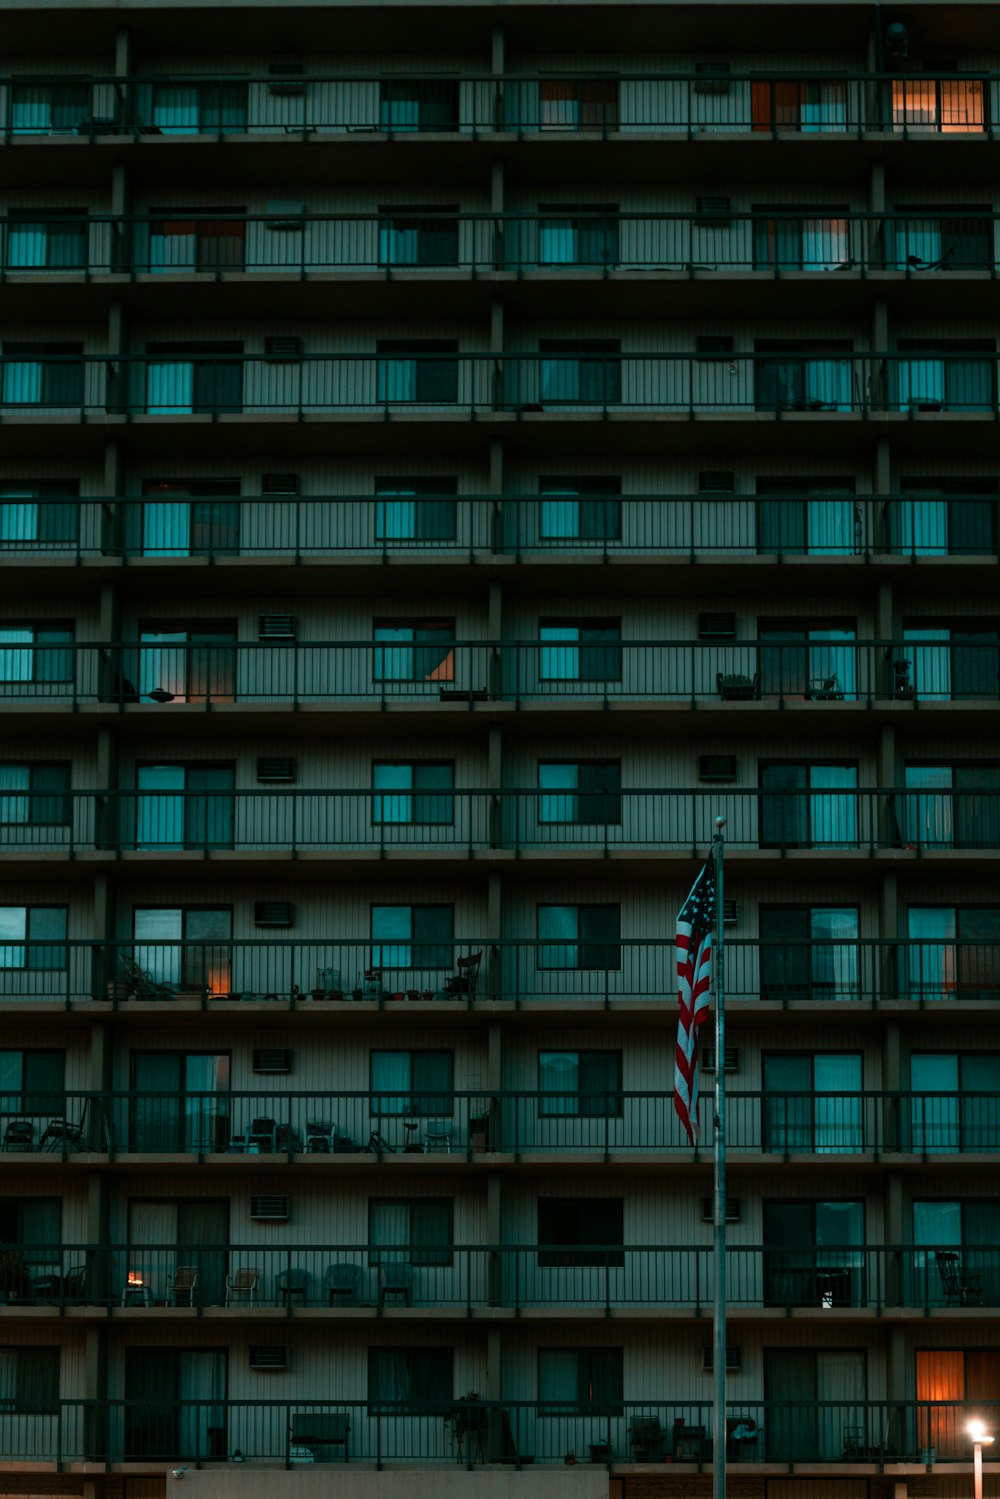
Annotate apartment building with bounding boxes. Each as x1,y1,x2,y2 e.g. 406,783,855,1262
1,3,999,1499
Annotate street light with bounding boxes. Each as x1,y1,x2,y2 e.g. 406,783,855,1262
968,1419,994,1499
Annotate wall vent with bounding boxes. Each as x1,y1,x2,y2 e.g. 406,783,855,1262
264,336,302,360
267,64,306,97
254,901,293,928
703,1345,742,1372
250,1344,289,1370
258,615,297,640
694,195,732,222
693,62,732,94
265,202,306,229
701,1047,740,1073
696,335,735,355
699,470,734,492
253,1048,292,1074
251,1196,290,1221
699,754,737,782
723,898,737,926
702,1197,741,1223
262,473,300,494
257,757,296,783
698,612,736,639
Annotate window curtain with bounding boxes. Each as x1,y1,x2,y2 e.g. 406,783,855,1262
14,1348,59,1414
0,491,40,545
811,908,860,1000
0,766,30,825
904,766,954,848
765,1350,817,1459
801,82,847,132
816,1201,865,1305
184,1054,226,1153
142,491,192,556
808,628,857,697
915,1350,965,1458
131,1053,183,1152
376,491,417,541
373,764,413,824
813,1054,863,1153
373,1349,413,1403
913,1201,961,1306
19,1199,60,1273
370,1200,411,1264
896,358,945,411
906,908,957,1002
371,1052,411,1115
178,1350,225,1458
178,1200,228,1305
146,361,195,413
134,907,183,987
807,496,854,555
152,87,199,134
128,1201,176,1297
538,1349,579,1409
903,627,951,700
809,765,857,847
910,1053,959,1152
763,1054,812,1150
898,495,948,555
817,1351,865,1459
805,357,852,410
894,218,942,269
540,1052,579,1115
135,765,185,849
961,1056,1000,1151
138,631,189,702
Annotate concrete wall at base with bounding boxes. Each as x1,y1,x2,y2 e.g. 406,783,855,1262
177,1468,609,1499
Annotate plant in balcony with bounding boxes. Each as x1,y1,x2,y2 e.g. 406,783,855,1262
443,1392,487,1456
0,1249,31,1303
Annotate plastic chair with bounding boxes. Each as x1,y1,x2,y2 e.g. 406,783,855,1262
327,1264,362,1305
424,1119,454,1152
226,1267,260,1305
305,1120,334,1152
630,1416,663,1461
169,1266,200,1307
2,1119,33,1151
378,1262,413,1307
248,1117,277,1152
276,1268,309,1306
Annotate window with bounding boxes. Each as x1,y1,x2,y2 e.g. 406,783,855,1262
537,204,618,266
894,479,998,557
377,207,459,266
0,1051,65,1115
538,1348,623,1415
891,75,986,134
135,480,240,558
538,477,622,543
759,907,860,1002
0,908,67,970
0,624,74,685
10,83,89,135
752,208,850,271
762,1053,863,1153
913,1200,1000,1306
370,1051,454,1115
378,81,459,133
0,1348,59,1415
759,764,858,848
376,341,459,404
142,210,246,273
907,908,1000,1003
132,908,232,995
901,623,1000,700
143,342,243,414
903,765,1000,849
760,618,859,699
754,342,854,411
375,478,457,544
908,1053,1000,1152
893,342,995,413
0,764,70,826
915,1351,1000,1462
537,905,620,970
0,484,79,550
130,1053,230,1154
1,344,84,407
0,1198,61,1271
123,1348,227,1459
372,763,454,824
368,1199,453,1266
756,480,857,557
538,79,618,132
890,206,992,271
368,1347,453,1412
539,621,621,682
539,339,621,405
4,212,87,270
538,762,621,824
539,1051,622,1116
751,80,848,133
537,1197,624,1267
149,81,248,134
371,906,453,970
131,765,235,851
763,1200,865,1307
134,622,236,702
764,1350,866,1461
373,620,454,684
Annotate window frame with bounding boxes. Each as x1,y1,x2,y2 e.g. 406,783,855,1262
536,903,622,971
0,906,68,971
370,904,454,971
538,1050,624,1117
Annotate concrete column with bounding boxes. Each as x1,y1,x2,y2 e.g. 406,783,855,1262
490,162,505,273
882,1020,902,1156
486,1172,503,1312
488,578,503,698
879,869,898,1007
879,722,896,853
491,26,504,75
876,578,894,696
868,160,886,269
872,436,891,550
871,297,889,415
83,1324,109,1460
489,435,504,552
114,28,130,76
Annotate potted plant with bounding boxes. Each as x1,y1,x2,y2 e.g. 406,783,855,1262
443,1392,487,1459
564,1451,577,1465
589,1437,612,1463
0,1249,31,1303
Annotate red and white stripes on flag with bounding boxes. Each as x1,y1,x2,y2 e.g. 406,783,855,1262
674,854,716,1146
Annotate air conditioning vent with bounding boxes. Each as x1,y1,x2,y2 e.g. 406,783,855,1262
695,195,732,223
702,1196,741,1223
265,202,306,230
257,756,296,783
268,64,306,97
693,62,731,94
264,336,302,360
258,615,297,640
703,1345,742,1372
262,473,300,494
723,898,737,926
253,1048,292,1074
696,335,735,356
699,754,737,782
702,1047,740,1073
254,901,293,928
251,1343,289,1370
699,471,734,493
251,1195,290,1221
698,612,736,639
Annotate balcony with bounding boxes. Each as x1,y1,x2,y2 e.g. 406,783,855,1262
7,1397,1000,1467
0,1241,994,1313
1,937,996,1010
3,1088,998,1157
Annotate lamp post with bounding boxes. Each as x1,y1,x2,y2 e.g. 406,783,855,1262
968,1419,993,1499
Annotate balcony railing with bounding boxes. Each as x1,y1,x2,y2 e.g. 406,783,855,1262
2,351,999,418
2,1241,994,1312
2,640,997,707
0,70,993,140
2,211,1000,279
9,1397,1000,1466
5,1089,998,1156
1,494,999,562
2,786,997,856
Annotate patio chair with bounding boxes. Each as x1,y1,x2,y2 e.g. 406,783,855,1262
378,1262,413,1307
119,954,176,1001
2,1119,33,1151
717,671,761,701
630,1416,663,1461
806,674,844,701
276,1268,310,1307
444,951,481,998
39,1116,86,1152
424,1118,454,1152
289,1412,350,1463
248,1116,277,1152
936,1250,983,1306
327,1263,362,1305
275,1122,301,1153
226,1266,261,1305
169,1265,200,1307
60,1265,87,1303
305,1120,335,1152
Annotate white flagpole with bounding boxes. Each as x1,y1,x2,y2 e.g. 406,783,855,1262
712,815,727,1499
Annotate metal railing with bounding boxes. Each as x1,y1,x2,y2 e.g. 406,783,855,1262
0,70,993,140
8,1397,1000,1466
1,493,999,562
2,1241,994,1313
1,639,995,707
2,786,996,855
1,351,999,418
5,1089,998,1157
2,210,1000,279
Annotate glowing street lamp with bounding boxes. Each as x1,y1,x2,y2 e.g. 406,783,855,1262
968,1419,994,1499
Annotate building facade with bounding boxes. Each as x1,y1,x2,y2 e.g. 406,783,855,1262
1,3,999,1498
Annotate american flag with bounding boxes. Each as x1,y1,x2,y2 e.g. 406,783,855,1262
674,854,716,1146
